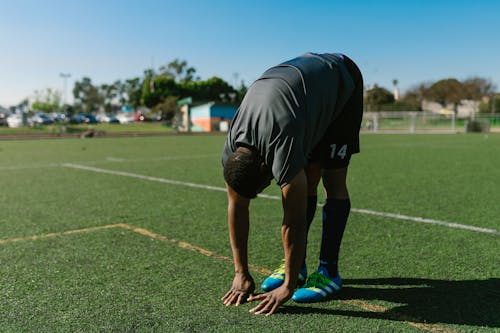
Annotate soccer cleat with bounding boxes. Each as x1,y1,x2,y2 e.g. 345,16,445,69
291,266,342,303
261,259,307,292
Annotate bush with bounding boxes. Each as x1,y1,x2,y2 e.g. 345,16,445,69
465,120,490,133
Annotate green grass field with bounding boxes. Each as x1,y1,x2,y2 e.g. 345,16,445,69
0,134,499,332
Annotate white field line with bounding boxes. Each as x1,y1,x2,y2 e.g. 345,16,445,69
62,163,500,236
98,154,219,165
105,157,126,162
62,163,226,193
350,208,500,235
0,154,219,171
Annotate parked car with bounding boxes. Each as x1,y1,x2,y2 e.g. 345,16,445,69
49,112,68,123
70,113,98,124
96,113,119,123
134,111,151,122
116,113,134,124
6,114,24,128
30,113,54,125
0,111,11,126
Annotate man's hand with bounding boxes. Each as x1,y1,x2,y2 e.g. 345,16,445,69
244,169,307,316
221,273,255,306
247,285,294,316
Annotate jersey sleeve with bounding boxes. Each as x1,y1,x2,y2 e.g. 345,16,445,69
271,135,307,188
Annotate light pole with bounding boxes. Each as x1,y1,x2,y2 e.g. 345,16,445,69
59,73,71,106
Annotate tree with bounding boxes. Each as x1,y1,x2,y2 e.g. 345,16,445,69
423,78,464,108
182,76,235,102
67,59,241,112
31,88,62,113
493,96,500,114
151,96,178,125
462,77,496,100
123,78,142,108
404,83,429,102
142,73,236,108
142,76,180,108
100,82,120,113
230,77,248,103
399,83,430,111
365,85,395,111
398,77,496,113
159,59,198,83
479,94,500,114
73,77,103,113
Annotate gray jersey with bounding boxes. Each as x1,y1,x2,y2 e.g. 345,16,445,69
222,53,355,187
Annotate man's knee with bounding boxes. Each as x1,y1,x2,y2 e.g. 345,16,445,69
322,167,349,199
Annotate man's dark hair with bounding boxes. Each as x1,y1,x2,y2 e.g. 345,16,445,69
223,147,262,199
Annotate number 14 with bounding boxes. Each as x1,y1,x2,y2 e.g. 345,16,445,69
330,144,348,159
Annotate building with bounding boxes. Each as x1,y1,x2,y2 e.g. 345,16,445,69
422,99,480,118
177,101,237,132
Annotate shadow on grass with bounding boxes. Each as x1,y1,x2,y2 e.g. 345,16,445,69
280,278,500,328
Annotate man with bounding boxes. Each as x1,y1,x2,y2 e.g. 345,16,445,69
221,52,363,316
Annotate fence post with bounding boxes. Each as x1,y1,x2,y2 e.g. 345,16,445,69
410,112,416,133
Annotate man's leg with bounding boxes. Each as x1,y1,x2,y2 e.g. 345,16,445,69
319,167,350,278
292,166,350,302
293,54,362,302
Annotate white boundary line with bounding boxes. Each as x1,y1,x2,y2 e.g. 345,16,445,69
63,163,226,193
0,154,219,171
62,163,500,236
349,208,500,235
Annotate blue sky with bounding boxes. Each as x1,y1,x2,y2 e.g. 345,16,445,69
1,0,499,107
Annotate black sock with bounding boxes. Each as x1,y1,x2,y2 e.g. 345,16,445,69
303,195,317,267
319,198,351,277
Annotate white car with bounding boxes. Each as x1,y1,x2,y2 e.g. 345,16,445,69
7,114,24,128
116,113,134,124
96,113,119,123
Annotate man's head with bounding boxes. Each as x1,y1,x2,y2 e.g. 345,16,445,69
223,146,272,199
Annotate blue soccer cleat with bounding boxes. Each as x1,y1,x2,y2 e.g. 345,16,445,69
261,259,307,292
291,266,342,303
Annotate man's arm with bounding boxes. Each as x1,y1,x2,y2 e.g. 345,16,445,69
247,169,307,315
221,183,255,306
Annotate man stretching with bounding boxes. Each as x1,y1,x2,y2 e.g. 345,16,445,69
221,52,363,315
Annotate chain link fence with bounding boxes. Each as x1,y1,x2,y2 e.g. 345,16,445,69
361,112,500,133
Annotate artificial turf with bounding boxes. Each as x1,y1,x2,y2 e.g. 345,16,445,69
0,134,499,332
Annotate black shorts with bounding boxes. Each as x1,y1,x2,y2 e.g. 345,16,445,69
309,55,363,169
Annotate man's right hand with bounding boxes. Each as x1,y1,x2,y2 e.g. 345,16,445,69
221,273,255,306
247,284,295,316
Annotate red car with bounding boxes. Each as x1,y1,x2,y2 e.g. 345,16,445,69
134,111,151,122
